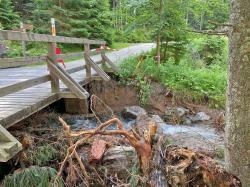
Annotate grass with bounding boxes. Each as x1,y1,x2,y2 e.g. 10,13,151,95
117,35,228,108
110,42,130,50
118,55,227,108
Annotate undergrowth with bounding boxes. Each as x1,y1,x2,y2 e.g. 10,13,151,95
117,36,227,108
3,166,64,187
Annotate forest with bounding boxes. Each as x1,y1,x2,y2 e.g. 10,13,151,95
1,0,250,187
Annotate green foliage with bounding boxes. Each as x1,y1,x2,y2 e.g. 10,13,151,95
186,0,229,30
30,0,112,44
215,146,224,160
110,42,130,50
118,52,227,108
27,144,58,166
187,35,228,66
0,0,20,29
136,76,151,106
3,166,64,187
128,163,144,187
118,56,151,106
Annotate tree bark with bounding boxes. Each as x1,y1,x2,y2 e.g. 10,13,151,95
225,0,250,186
156,0,164,64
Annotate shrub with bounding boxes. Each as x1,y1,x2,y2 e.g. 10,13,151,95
118,54,227,108
187,35,228,66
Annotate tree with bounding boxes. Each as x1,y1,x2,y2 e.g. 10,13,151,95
29,0,112,44
135,0,188,63
0,0,20,29
225,0,250,186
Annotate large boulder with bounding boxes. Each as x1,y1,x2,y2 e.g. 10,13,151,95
122,106,147,119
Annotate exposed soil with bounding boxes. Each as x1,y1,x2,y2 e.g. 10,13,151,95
88,79,224,126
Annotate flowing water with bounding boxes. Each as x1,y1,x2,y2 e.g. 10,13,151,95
67,114,224,162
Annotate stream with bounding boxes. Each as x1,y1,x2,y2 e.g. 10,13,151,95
67,114,224,162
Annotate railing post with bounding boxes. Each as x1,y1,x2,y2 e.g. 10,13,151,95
20,22,26,57
48,42,60,93
84,43,91,78
101,46,108,70
48,18,60,93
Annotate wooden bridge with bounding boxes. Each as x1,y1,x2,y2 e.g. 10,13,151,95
0,30,115,162
0,30,154,162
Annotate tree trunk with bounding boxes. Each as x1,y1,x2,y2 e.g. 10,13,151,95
156,36,161,64
225,0,250,186
156,0,164,64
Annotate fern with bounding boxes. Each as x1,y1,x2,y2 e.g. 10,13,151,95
3,166,64,187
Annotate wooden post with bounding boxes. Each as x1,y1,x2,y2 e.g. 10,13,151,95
84,44,91,78
48,18,60,93
20,22,26,57
64,98,89,114
101,46,108,70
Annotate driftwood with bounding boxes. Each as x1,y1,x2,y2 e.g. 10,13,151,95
102,146,136,173
150,135,169,187
57,116,241,187
58,116,157,182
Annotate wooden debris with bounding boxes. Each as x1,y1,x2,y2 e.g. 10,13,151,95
90,139,108,162
165,146,241,187
102,146,136,174
58,116,154,179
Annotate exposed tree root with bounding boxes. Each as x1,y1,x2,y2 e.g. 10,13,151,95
57,116,241,187
57,116,156,184
165,146,241,187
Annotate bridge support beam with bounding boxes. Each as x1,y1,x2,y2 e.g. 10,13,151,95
64,98,89,114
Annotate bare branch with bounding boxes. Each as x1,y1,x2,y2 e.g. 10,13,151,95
184,29,228,36
208,20,233,27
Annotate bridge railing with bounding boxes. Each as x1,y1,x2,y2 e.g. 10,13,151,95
0,30,117,99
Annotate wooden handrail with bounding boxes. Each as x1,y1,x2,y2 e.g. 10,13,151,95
0,30,117,100
0,61,103,97
0,30,106,45
0,52,85,69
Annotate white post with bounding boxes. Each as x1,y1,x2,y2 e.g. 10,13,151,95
51,18,56,36
20,22,26,57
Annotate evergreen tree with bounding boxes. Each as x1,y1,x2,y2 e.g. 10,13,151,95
0,0,20,29
29,0,112,44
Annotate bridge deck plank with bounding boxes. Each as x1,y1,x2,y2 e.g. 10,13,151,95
0,43,155,128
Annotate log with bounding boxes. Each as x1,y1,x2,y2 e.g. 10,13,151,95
149,135,169,187
102,146,136,174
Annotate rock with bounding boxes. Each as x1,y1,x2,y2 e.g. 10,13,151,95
151,115,164,125
183,117,192,125
165,107,189,118
164,107,175,116
190,112,211,122
176,107,188,117
122,106,147,119
151,115,165,134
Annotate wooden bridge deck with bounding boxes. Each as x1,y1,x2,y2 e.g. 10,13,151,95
0,43,154,128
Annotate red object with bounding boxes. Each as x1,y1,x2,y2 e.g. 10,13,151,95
55,47,66,68
90,140,108,162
